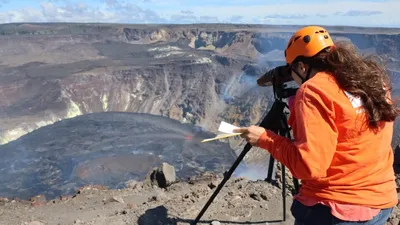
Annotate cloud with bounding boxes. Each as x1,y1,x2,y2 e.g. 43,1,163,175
102,0,167,23
0,8,44,23
169,14,197,23
0,0,9,7
199,16,219,23
264,14,308,19
169,10,219,24
336,10,383,16
229,15,243,23
104,0,118,6
40,2,105,22
0,0,167,24
39,1,165,24
184,0,400,26
181,10,194,15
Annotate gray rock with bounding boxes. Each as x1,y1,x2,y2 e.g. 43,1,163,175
125,180,141,189
161,163,176,186
103,196,125,204
146,163,176,188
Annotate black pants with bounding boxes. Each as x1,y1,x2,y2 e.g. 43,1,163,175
290,199,393,225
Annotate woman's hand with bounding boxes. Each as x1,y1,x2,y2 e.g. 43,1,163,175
233,125,266,146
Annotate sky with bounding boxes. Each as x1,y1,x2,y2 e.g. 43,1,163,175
0,0,398,28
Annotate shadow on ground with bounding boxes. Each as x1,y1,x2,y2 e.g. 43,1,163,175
138,205,284,225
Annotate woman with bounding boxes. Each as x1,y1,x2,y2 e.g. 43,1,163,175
233,26,399,224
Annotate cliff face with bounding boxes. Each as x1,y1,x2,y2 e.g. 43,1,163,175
0,23,399,169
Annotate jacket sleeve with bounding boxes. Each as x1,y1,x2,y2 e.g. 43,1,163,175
258,83,338,180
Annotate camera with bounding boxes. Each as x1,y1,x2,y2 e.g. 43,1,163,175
257,65,294,87
257,65,297,99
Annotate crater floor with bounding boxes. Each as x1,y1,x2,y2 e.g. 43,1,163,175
0,112,239,200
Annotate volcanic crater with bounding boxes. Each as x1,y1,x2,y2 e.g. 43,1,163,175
0,23,400,204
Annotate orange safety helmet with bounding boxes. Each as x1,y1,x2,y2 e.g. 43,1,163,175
284,26,335,65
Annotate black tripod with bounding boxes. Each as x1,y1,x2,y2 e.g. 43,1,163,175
192,85,299,225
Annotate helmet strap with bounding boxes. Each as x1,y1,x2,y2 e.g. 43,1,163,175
292,68,304,83
292,60,313,84
292,66,312,84
305,65,313,82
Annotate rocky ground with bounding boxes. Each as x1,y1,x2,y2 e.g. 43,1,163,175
0,163,399,225
0,163,294,225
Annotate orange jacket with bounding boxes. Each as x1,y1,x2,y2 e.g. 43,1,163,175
258,71,398,208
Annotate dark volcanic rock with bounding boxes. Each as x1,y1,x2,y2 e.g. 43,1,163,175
0,112,238,200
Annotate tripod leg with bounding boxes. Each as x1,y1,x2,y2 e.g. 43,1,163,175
192,143,253,225
193,100,287,224
266,155,275,183
282,163,286,221
293,179,300,194
280,108,301,196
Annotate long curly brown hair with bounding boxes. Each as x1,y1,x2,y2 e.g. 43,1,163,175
296,41,400,129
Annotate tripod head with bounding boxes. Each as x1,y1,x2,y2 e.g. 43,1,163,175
273,80,298,100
